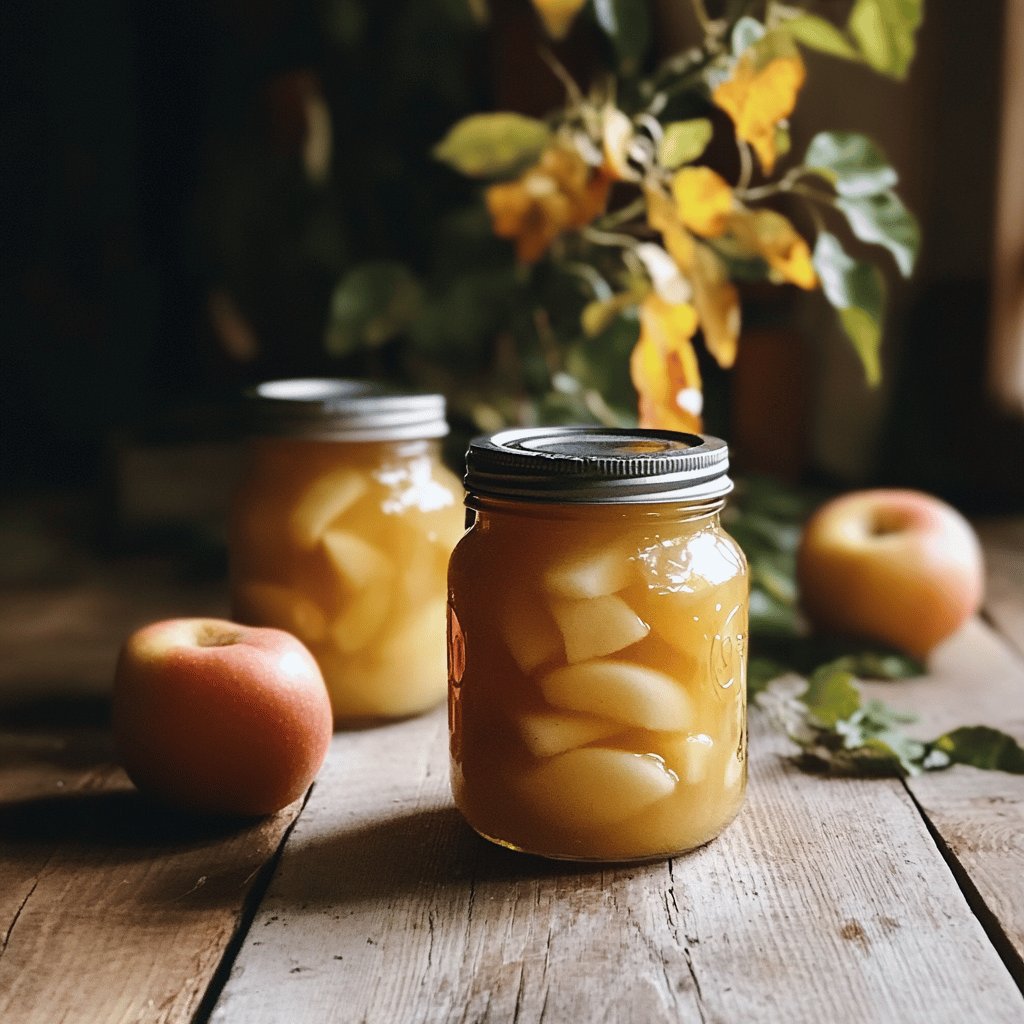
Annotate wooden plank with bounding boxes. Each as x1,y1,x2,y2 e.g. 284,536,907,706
0,567,225,705
860,616,1024,977
0,721,305,1024
213,703,1024,1023
0,561,303,1024
977,518,1024,657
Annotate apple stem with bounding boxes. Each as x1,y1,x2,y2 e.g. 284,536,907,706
195,625,243,648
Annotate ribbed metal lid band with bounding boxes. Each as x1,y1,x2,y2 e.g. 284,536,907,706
465,427,732,504
247,378,449,441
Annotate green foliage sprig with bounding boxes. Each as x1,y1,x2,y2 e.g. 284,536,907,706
734,479,1024,778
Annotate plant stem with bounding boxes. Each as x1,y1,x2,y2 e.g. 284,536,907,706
691,0,713,32
532,307,564,380
741,166,802,200
597,197,647,229
538,46,584,108
736,138,754,191
790,182,838,206
563,261,615,300
582,227,641,248
583,388,629,427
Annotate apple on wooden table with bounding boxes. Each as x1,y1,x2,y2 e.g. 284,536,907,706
796,489,984,661
113,618,333,816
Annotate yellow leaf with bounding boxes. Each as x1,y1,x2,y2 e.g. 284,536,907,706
581,292,638,337
531,0,588,40
642,294,699,349
730,208,818,289
713,53,806,173
645,183,740,369
485,145,610,264
646,186,697,274
671,167,734,238
630,295,704,434
690,246,741,369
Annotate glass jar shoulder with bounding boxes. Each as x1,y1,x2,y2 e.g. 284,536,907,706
453,504,747,588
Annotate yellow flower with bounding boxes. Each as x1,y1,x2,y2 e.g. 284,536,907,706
485,145,611,264
630,294,704,434
531,0,588,40
713,52,805,174
730,209,818,289
671,167,734,238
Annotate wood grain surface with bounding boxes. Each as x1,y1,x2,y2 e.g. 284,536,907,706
2,519,1023,1023
212,703,1024,1024
0,725,304,1024
0,558,296,1024
861,616,1024,980
977,519,1024,658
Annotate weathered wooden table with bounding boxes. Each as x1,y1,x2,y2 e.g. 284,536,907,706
1,514,1022,1024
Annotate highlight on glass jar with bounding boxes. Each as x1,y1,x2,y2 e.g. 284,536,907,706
447,427,748,862
228,378,465,723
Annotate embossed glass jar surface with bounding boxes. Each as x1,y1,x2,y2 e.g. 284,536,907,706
448,427,748,862
229,379,464,723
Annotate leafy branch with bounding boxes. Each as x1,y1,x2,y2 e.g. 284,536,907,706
757,663,1024,777
733,478,1024,778
324,1,927,434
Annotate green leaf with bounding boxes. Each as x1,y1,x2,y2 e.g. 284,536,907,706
728,510,802,555
812,232,886,385
564,311,640,413
852,733,924,775
749,586,800,638
847,0,923,79
593,0,651,75
734,475,817,521
784,14,861,60
409,268,516,364
838,307,883,385
774,124,792,160
804,131,898,198
931,726,1024,773
748,657,789,698
580,294,637,338
836,191,920,277
731,16,766,56
432,113,550,178
861,699,918,729
802,663,861,727
658,118,714,170
828,650,923,679
326,262,423,356
754,27,802,66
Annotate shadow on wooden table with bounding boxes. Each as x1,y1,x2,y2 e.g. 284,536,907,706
273,804,637,909
2,691,272,855
0,788,267,854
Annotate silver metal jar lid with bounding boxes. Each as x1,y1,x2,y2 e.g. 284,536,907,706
247,378,448,442
465,426,732,504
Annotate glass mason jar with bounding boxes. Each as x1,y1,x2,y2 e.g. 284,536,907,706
448,427,748,862
229,379,465,723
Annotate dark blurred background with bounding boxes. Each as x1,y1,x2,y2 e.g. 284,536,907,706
2,0,1023,538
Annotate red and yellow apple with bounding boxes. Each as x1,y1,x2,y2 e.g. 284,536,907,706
113,618,333,816
796,489,984,660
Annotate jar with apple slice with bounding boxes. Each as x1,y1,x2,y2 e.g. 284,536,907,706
448,427,748,862
229,379,465,723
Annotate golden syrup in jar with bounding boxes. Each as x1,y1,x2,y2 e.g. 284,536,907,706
448,427,747,861
229,379,464,722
